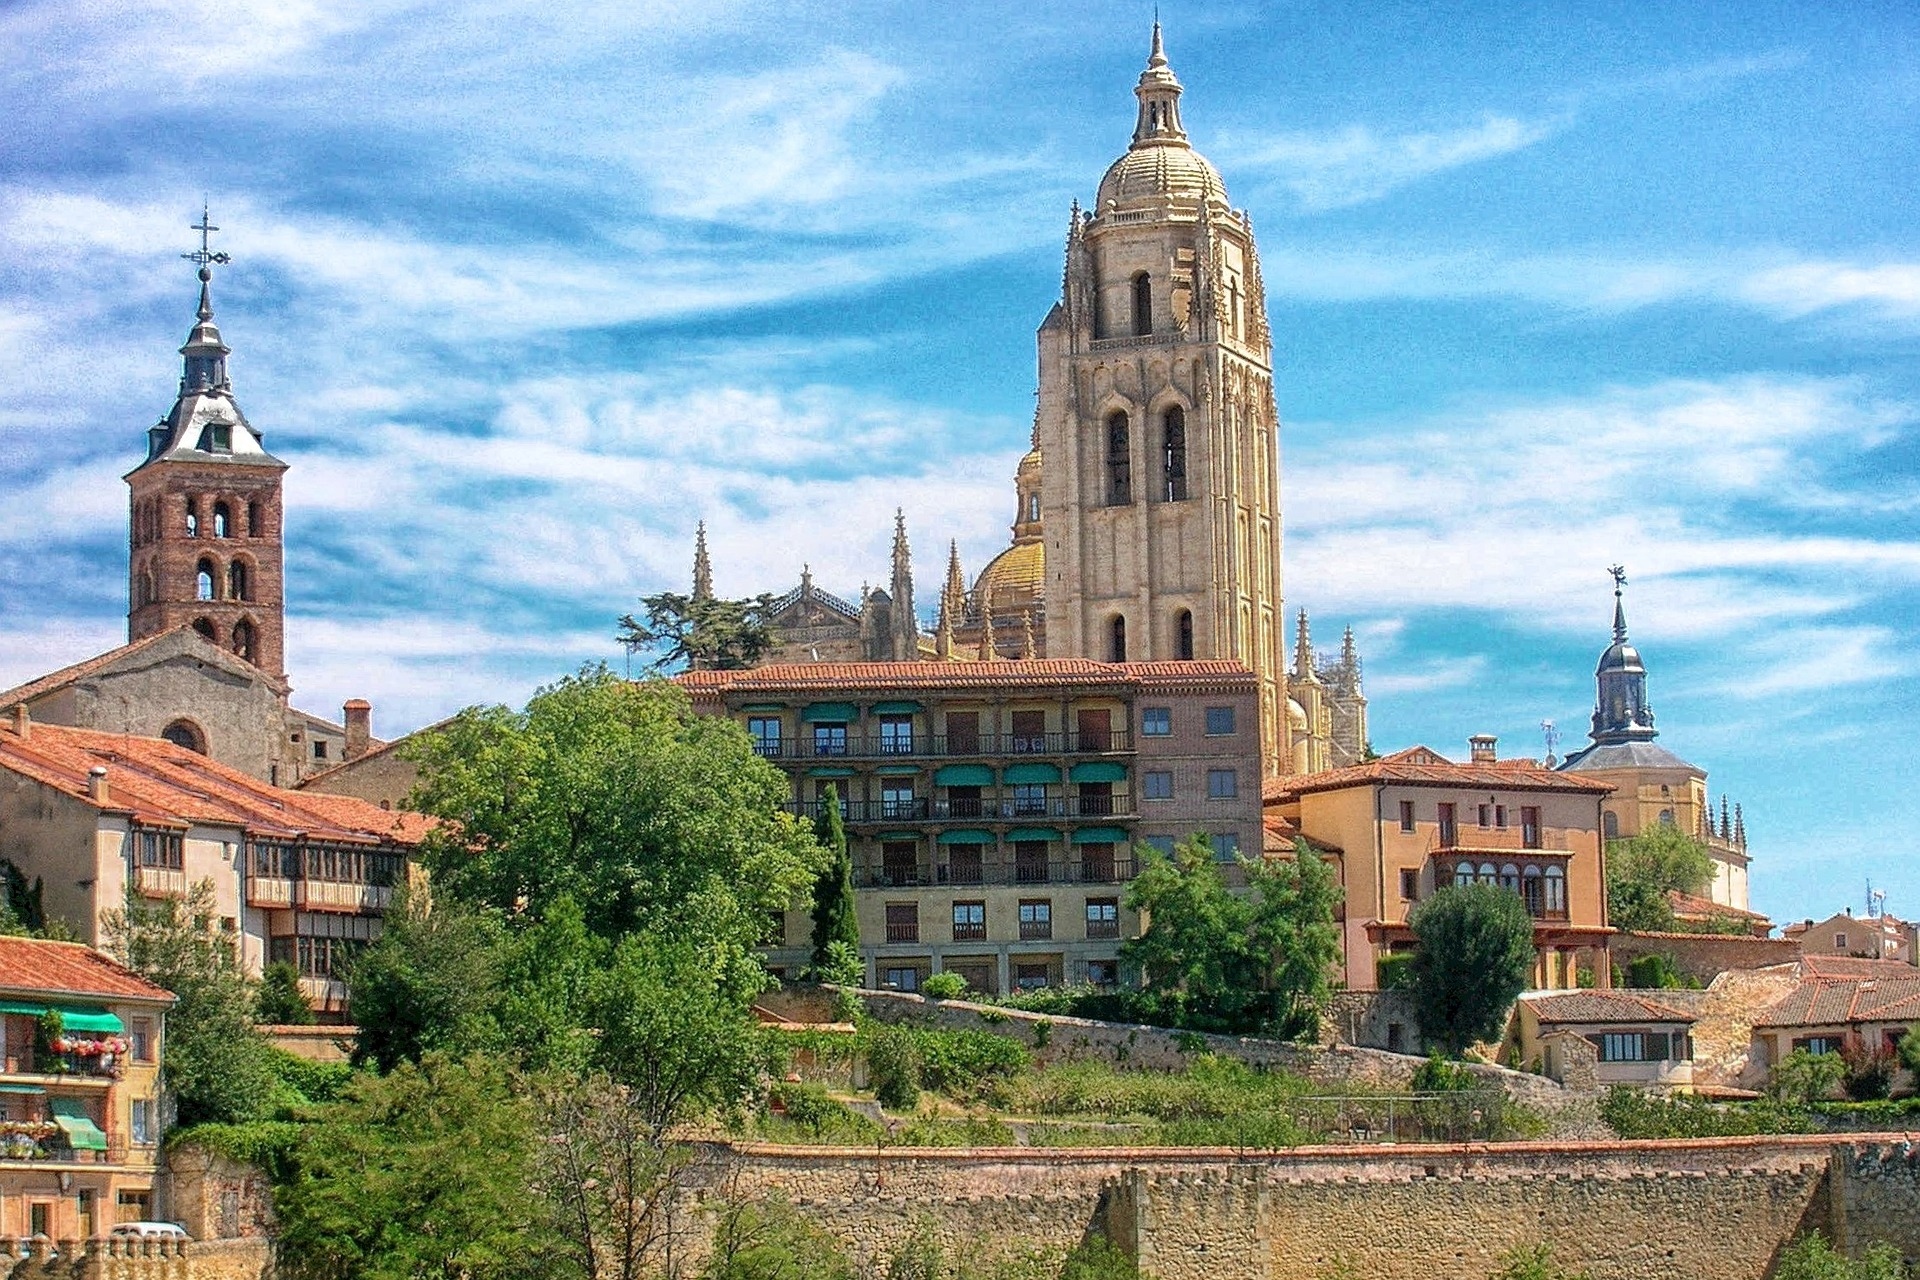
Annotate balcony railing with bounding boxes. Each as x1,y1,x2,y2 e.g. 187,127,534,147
856,856,1137,889
755,731,1135,761
785,794,1136,824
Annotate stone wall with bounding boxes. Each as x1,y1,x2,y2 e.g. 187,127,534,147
0,1236,270,1279
1612,933,1802,986
162,1145,276,1241
696,1135,1920,1280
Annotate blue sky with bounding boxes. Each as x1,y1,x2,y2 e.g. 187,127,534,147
1,1,1915,923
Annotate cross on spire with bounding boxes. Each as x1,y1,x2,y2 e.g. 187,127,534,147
182,201,231,272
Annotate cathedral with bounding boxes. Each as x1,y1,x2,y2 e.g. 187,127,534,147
699,26,1369,777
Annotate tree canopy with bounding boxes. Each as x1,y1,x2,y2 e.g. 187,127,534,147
1408,884,1537,1056
617,591,778,673
808,784,860,980
1605,825,1715,933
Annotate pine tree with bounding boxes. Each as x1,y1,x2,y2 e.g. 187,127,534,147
808,784,859,980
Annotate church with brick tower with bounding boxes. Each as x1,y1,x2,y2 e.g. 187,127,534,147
699,26,1368,777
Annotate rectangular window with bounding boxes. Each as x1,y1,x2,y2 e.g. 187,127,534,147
881,781,917,819
1521,806,1541,848
116,1190,152,1225
1086,959,1119,987
1204,706,1236,735
881,842,919,887
812,723,849,756
1085,898,1120,940
1438,803,1458,847
951,901,986,941
313,740,328,760
1018,899,1053,940
1834,933,1848,951
1795,1036,1843,1056
1009,710,1048,753
1596,1033,1648,1063
1143,770,1173,801
130,1017,154,1062
1014,840,1050,884
1141,706,1172,737
1398,800,1415,833
748,717,782,757
883,967,920,993
1014,963,1051,991
878,716,914,754
1494,804,1508,829
1477,803,1492,829
1206,768,1238,799
1011,783,1049,817
884,903,919,944
131,1098,155,1145
1209,832,1241,863
1399,869,1419,901
1143,835,1177,858
944,711,980,754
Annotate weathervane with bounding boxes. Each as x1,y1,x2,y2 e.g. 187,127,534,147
1608,564,1627,590
182,201,231,273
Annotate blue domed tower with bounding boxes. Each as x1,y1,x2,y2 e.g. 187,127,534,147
1590,565,1655,744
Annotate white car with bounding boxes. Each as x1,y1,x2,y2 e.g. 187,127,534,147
109,1223,189,1240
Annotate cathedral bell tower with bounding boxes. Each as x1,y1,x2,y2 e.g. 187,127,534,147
126,209,289,685
1036,24,1289,770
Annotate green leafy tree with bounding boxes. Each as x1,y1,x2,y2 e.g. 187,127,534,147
103,880,276,1126
408,669,823,971
349,886,507,1073
0,860,44,933
617,591,778,673
1605,825,1715,932
276,1054,558,1280
702,1194,856,1280
1766,1048,1846,1107
808,784,859,977
256,960,315,1026
1899,1024,1920,1076
1407,884,1536,1056
1773,1231,1909,1280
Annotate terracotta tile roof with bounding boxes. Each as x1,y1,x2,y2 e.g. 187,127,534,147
1667,890,1770,922
1523,991,1695,1025
0,937,173,1005
1755,973,1920,1029
1260,813,1342,855
0,721,428,846
1799,955,1920,980
676,659,1255,696
0,629,196,708
1263,746,1614,801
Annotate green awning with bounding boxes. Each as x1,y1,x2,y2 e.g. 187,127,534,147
875,832,921,843
801,703,857,723
1006,827,1060,843
50,1099,108,1152
805,767,856,778
1073,827,1130,844
0,1001,124,1033
740,703,787,713
870,700,923,715
1003,763,1062,785
934,764,994,787
1069,762,1128,783
875,764,920,777
0,1084,44,1095
937,830,996,846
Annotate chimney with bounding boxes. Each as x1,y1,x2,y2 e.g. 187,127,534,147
9,704,26,740
343,700,372,762
87,765,108,804
1468,734,1497,765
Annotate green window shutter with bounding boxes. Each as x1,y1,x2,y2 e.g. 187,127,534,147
869,701,924,715
801,703,859,723
1005,827,1061,843
933,764,994,787
1003,763,1062,785
1068,762,1128,783
50,1100,109,1152
936,830,997,846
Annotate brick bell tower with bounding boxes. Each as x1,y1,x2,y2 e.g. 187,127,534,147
126,208,288,685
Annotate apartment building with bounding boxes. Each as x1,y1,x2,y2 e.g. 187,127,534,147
0,711,426,1019
680,659,1262,994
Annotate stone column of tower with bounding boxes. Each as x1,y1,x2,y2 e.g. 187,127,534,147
1036,23,1290,771
127,256,289,686
691,521,714,601
889,509,918,661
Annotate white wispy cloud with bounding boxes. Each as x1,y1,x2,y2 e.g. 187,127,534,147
1225,115,1563,211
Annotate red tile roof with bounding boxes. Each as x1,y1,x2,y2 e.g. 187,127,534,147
1799,955,1920,981
1667,890,1771,923
677,659,1255,696
1755,971,1920,1029
1263,746,1613,801
0,937,173,1005
1261,814,1342,855
1523,991,1696,1025
0,721,429,845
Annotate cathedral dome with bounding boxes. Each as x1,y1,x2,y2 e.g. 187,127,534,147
973,540,1045,617
1595,638,1645,677
1096,144,1228,211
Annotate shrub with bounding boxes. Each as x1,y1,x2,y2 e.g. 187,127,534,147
1773,1231,1909,1280
1489,1244,1591,1280
892,1114,1017,1147
1375,952,1414,990
864,1025,921,1111
257,960,315,1025
1621,953,1698,990
912,1029,1028,1098
1839,1036,1898,1102
1600,1087,1815,1139
1411,1054,1477,1093
1767,1049,1846,1107
704,1194,856,1280
921,972,968,1000
1060,1235,1141,1280
764,1082,881,1143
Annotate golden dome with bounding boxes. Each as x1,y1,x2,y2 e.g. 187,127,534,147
973,540,1045,616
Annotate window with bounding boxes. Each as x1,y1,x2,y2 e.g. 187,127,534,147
879,716,914,754
1142,706,1171,737
1602,811,1619,839
1143,835,1177,858
1438,803,1457,847
312,740,328,760
1523,865,1544,915
1109,614,1127,662
1131,271,1152,336
1014,963,1052,991
1205,706,1236,735
1206,768,1238,799
945,785,983,819
883,967,920,993
944,710,980,753
1659,809,1675,826
212,502,231,537
1544,865,1566,916
1087,959,1119,987
30,1204,48,1239
1009,710,1047,753
881,842,918,886
231,619,256,661
1162,408,1188,501
1011,783,1049,817
1398,800,1415,833
192,617,216,641
185,500,199,538
1400,868,1419,901
1596,1033,1649,1063
1143,770,1173,801
1077,781,1113,816
747,717,782,757
1019,899,1053,940
1209,832,1241,863
812,722,848,756
196,560,216,601
952,901,986,941
131,1097,155,1145
1521,806,1541,849
1834,932,1848,951
1086,898,1120,939
1494,805,1508,830
136,828,184,870
1028,493,1040,522
1499,864,1521,892
1106,412,1133,506
881,781,917,820
130,1018,154,1062
116,1190,152,1225
1014,840,1049,883
884,903,919,944
203,423,232,453
161,720,207,754
1477,803,1492,828
1175,608,1194,659
1795,1036,1843,1056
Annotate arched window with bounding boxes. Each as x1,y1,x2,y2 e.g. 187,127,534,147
1027,494,1040,523
160,720,207,754
1105,412,1131,505
231,619,256,662
1523,865,1545,915
1499,864,1521,892
1602,811,1619,839
1162,406,1188,501
191,617,216,641
1477,862,1497,885
185,499,199,538
196,560,217,601
138,567,155,607
212,502,231,538
1176,609,1194,660
1454,864,1474,888
228,560,248,601
1131,272,1152,337
1658,809,1675,827
1545,865,1566,915
248,500,263,537
1109,615,1127,663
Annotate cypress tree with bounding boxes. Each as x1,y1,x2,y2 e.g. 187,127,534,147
809,784,859,973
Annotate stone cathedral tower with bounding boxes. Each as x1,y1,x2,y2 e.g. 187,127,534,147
127,234,288,684
1037,25,1289,770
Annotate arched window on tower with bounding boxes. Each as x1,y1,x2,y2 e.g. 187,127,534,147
191,618,216,642
160,720,207,755
1105,412,1131,506
185,500,199,538
231,619,256,663
1131,272,1152,337
1109,615,1128,663
213,502,231,538
1176,609,1194,660
228,560,248,601
1028,494,1040,523
196,560,217,602
138,567,155,607
1162,406,1188,501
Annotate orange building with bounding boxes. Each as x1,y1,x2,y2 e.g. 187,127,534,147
1264,740,1615,992
0,937,174,1239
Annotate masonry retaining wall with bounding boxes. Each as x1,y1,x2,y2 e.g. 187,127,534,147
0,1236,270,1279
